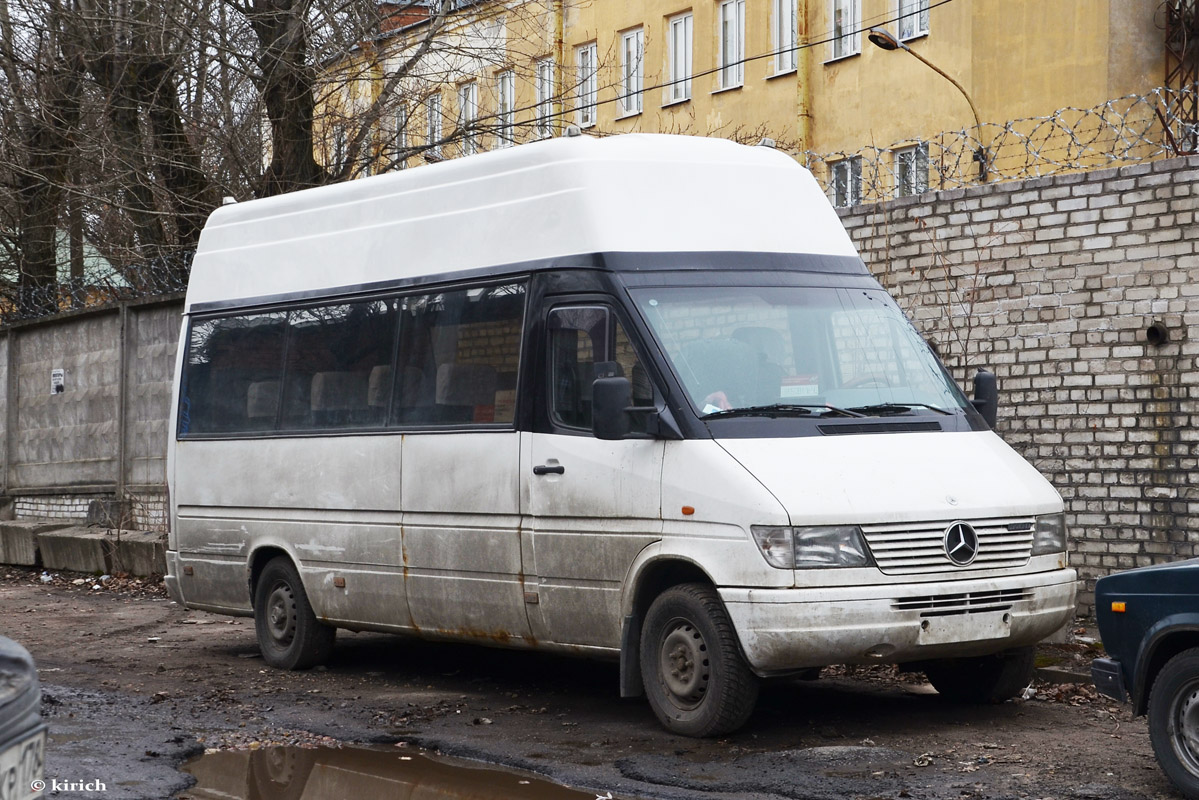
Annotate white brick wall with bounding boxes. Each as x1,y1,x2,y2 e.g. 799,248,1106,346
839,153,1199,614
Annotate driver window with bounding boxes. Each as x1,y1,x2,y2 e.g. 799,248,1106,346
548,306,652,432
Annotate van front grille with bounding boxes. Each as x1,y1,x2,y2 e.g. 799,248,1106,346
861,517,1034,575
892,588,1031,617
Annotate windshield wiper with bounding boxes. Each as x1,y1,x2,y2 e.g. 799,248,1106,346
702,403,866,420
847,402,952,416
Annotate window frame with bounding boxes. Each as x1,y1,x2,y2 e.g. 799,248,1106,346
717,0,746,90
496,69,516,147
773,0,799,75
830,156,862,207
667,12,694,104
897,0,929,41
425,92,442,159
619,28,644,117
894,142,930,197
536,57,555,138
458,82,478,155
828,0,860,62
576,42,598,128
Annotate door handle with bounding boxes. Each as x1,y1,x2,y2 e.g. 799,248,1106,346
533,464,565,475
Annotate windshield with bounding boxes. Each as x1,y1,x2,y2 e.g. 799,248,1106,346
631,286,970,418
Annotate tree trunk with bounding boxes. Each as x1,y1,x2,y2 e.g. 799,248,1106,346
15,63,82,314
242,0,330,196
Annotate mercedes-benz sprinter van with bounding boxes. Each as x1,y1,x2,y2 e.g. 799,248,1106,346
167,133,1076,736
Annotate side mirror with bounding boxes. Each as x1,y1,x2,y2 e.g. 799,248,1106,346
971,369,998,429
592,376,632,440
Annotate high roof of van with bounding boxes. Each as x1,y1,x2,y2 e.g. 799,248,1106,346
187,133,860,311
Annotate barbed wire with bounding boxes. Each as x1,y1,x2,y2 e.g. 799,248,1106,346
804,85,1194,203
0,251,192,325
2,86,1194,325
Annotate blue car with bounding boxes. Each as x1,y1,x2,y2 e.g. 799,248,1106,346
1092,559,1199,799
0,637,45,800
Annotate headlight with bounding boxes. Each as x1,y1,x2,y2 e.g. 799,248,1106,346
751,525,873,569
1031,512,1067,555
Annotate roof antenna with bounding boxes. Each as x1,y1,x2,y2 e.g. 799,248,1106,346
757,137,776,148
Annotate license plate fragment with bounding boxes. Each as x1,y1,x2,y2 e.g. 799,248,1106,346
918,612,1011,646
0,729,46,800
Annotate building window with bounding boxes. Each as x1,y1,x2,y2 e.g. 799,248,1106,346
426,93,442,159
829,0,859,61
496,70,515,147
774,0,799,74
394,105,408,169
536,57,555,138
894,143,929,197
620,28,644,116
576,42,598,128
830,157,862,207
898,0,929,40
668,13,693,103
458,83,478,155
718,0,745,89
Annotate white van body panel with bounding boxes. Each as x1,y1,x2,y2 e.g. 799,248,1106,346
173,436,404,620
521,433,664,647
716,431,1062,527
184,134,856,311
401,432,528,642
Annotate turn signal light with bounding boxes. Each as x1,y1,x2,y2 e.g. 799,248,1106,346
1111,601,1126,613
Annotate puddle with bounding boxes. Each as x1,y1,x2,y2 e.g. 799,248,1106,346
179,744,619,799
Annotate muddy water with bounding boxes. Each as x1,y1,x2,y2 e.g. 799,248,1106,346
180,744,615,800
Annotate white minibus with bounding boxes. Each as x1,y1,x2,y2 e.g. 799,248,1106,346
166,133,1077,736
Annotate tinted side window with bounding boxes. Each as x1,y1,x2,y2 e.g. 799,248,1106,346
393,282,525,426
548,306,652,432
548,306,609,429
280,300,398,430
180,312,287,435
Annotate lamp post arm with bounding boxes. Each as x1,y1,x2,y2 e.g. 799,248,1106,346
899,45,982,133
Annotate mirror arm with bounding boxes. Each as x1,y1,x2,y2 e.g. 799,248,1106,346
630,404,683,440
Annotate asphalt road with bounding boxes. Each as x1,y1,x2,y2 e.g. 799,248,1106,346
0,572,1180,800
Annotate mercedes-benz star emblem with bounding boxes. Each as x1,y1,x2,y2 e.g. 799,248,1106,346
943,522,980,566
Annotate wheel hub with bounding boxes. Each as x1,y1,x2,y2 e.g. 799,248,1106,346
266,583,296,645
1175,683,1199,772
659,622,708,708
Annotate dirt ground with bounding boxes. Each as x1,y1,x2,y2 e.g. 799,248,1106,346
0,567,1180,800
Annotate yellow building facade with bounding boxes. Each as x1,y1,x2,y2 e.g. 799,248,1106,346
318,0,1169,203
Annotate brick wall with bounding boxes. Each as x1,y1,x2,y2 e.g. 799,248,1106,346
838,154,1199,614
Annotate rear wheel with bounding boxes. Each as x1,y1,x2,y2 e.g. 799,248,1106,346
924,645,1035,703
1148,648,1199,800
254,557,335,670
640,583,759,737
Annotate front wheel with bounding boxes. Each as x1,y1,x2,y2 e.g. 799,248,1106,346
254,557,336,670
924,645,1035,703
1148,648,1199,800
639,583,759,737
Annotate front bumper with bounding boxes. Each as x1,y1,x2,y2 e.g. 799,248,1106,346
1091,657,1127,703
720,568,1078,674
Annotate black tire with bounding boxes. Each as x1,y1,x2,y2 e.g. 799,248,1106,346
639,583,759,737
1148,647,1199,800
924,645,1035,703
254,557,336,670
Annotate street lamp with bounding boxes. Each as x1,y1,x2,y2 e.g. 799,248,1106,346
866,27,988,182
